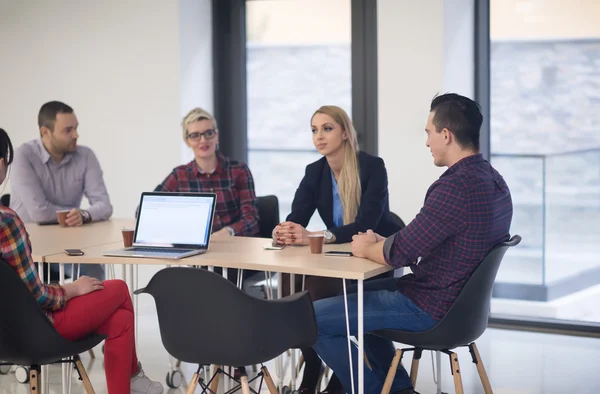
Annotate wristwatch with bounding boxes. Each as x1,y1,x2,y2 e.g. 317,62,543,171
81,210,92,224
323,229,335,244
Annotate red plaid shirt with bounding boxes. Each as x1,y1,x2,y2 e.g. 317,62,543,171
383,154,513,320
155,153,259,236
1,206,66,321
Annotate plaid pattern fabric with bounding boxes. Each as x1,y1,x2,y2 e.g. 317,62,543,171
385,154,513,320
155,153,259,236
0,206,66,321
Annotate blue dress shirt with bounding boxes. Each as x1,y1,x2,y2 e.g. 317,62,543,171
331,170,344,228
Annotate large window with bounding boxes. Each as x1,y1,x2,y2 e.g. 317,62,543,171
488,0,600,324
246,0,351,229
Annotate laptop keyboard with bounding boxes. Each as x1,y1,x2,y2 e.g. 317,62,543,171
129,247,194,254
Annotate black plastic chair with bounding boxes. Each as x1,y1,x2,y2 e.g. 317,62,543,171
373,235,521,394
224,195,279,293
0,260,104,393
0,193,9,207
257,195,280,238
135,266,317,394
389,211,406,229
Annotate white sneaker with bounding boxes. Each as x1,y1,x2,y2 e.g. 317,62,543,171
131,366,164,394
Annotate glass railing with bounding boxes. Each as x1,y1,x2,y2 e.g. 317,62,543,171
491,148,600,291
249,146,600,300
248,148,325,230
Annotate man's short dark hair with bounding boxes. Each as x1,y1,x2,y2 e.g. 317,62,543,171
38,101,74,132
430,93,482,151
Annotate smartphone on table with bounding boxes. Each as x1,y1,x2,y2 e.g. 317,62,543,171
264,241,286,250
324,251,353,257
64,249,84,256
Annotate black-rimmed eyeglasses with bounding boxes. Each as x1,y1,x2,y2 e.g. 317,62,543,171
187,129,217,141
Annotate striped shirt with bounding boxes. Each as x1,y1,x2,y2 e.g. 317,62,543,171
383,154,513,320
0,206,66,321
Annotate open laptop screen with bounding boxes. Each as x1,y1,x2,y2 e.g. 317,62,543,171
134,192,216,248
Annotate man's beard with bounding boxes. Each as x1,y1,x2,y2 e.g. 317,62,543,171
51,137,75,154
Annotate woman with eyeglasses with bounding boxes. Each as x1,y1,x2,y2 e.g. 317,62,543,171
154,107,259,238
153,108,260,283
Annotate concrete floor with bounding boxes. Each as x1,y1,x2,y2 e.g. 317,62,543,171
1,265,599,394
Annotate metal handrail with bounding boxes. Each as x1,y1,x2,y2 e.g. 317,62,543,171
491,146,600,159
249,146,600,158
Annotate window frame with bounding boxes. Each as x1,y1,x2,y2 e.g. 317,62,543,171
476,0,600,336
211,0,379,163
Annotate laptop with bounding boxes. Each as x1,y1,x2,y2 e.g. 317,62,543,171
103,192,217,259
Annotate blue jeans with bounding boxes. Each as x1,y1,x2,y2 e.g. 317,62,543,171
313,278,438,394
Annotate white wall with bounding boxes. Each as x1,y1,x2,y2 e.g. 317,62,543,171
0,0,212,218
444,0,475,96
1,0,474,223
179,0,213,163
377,0,475,223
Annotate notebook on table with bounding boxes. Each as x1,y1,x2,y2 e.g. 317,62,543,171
103,192,216,260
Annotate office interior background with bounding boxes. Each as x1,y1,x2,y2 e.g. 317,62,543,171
1,0,599,393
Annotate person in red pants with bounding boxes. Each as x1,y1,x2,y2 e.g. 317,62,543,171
0,128,163,394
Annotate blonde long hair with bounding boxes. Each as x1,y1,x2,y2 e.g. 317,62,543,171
312,106,361,225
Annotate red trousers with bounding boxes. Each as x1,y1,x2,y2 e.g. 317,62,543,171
53,280,138,394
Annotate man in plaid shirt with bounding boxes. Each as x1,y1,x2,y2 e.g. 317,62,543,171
312,94,513,394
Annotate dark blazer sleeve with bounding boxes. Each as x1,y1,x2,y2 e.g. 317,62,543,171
286,163,319,227
330,156,389,243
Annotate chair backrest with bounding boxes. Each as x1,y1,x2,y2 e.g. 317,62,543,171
137,267,317,366
389,211,406,229
0,194,9,207
425,235,521,346
374,235,521,349
0,261,74,364
256,195,280,238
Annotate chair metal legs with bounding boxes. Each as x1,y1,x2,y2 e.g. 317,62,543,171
469,342,493,394
193,365,275,394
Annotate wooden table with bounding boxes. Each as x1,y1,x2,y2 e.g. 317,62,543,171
41,229,391,394
27,218,135,290
27,219,135,262
44,236,390,280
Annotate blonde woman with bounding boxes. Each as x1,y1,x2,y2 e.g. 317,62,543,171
154,107,260,283
273,106,400,394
